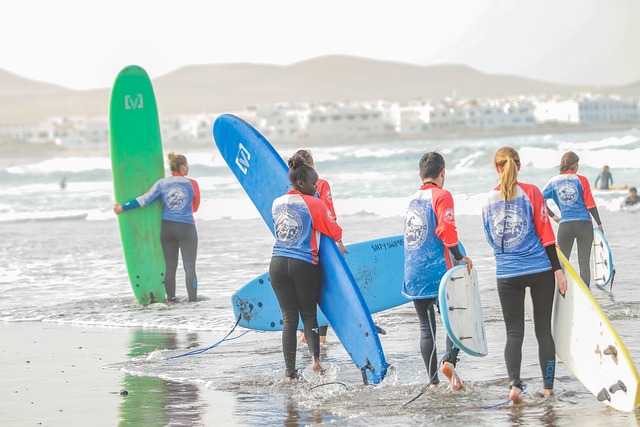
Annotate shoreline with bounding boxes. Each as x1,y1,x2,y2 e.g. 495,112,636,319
0,321,237,426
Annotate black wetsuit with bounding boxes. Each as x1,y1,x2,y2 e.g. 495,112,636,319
269,257,321,378
161,220,198,302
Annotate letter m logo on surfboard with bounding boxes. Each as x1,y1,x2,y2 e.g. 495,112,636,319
235,143,251,175
124,94,144,110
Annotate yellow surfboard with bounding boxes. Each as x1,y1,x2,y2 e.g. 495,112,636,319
553,249,640,412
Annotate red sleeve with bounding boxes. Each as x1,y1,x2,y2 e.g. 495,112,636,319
579,175,596,209
317,179,337,219
189,178,200,212
304,194,342,242
521,183,555,247
433,188,459,247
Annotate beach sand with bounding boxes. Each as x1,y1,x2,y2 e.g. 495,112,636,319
1,322,237,426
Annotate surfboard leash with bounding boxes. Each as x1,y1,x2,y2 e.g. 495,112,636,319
479,385,527,410
165,313,250,360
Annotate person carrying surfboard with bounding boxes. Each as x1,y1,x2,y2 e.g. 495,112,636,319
542,151,604,287
269,155,347,381
483,146,567,404
292,149,341,346
114,152,200,303
403,151,472,392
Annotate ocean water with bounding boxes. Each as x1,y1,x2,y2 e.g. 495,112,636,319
2,128,640,425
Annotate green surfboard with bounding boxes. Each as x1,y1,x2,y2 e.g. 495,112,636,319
110,65,166,305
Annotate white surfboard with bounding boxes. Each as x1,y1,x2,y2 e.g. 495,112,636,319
590,227,615,288
553,249,640,412
438,266,488,357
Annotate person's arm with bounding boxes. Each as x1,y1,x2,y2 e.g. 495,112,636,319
544,244,567,296
189,179,200,213
545,200,560,223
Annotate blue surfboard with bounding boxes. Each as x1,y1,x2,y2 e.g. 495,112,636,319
213,114,387,384
232,234,409,330
591,227,615,288
438,266,488,357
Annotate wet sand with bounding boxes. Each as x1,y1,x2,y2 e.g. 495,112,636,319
0,322,237,426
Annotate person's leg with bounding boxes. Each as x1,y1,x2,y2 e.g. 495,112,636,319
269,257,299,379
290,259,323,372
556,222,575,261
178,222,198,301
575,221,594,286
413,298,439,385
318,325,328,343
497,276,526,403
529,270,557,393
160,220,179,302
441,335,464,391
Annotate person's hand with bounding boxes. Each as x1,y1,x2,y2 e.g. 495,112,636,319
551,215,560,224
555,269,567,297
336,240,348,256
113,204,124,214
458,256,473,274
598,223,604,234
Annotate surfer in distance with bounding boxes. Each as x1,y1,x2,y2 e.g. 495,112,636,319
483,147,567,404
594,165,614,190
114,152,200,303
269,155,346,381
403,152,472,392
542,151,604,287
622,186,638,208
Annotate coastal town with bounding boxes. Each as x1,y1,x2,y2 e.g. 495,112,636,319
1,91,638,147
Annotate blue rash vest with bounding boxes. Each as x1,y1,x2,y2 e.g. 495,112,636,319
122,174,199,224
482,182,556,279
403,184,460,299
542,171,596,223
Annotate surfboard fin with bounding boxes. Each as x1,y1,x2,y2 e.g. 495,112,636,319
609,380,627,394
597,387,611,402
360,358,374,385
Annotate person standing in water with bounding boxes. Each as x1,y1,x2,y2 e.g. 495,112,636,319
594,165,614,190
483,147,567,404
269,156,346,380
292,149,339,345
542,151,603,287
403,152,472,392
114,152,200,302
622,186,639,207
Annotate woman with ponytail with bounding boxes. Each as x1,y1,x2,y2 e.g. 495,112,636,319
114,152,200,303
269,156,346,381
542,151,603,287
482,147,567,404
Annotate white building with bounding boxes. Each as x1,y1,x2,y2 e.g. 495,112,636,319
533,98,580,124
577,94,639,124
306,101,397,139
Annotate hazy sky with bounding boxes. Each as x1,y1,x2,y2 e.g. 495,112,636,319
2,0,639,90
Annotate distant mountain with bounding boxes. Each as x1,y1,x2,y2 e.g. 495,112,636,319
1,55,638,125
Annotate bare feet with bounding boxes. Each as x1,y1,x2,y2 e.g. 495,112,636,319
298,331,307,344
319,335,327,344
441,361,464,392
509,386,524,405
542,388,553,398
311,358,325,375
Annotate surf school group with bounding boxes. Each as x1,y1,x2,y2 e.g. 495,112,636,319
111,65,638,412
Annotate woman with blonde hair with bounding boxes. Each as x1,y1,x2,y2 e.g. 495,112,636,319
482,147,567,404
114,152,200,302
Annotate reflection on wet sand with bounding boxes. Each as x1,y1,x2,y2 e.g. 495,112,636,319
119,329,204,427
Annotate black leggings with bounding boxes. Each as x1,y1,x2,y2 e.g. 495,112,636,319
413,298,456,385
557,220,593,286
161,220,198,302
497,270,556,389
269,256,321,378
